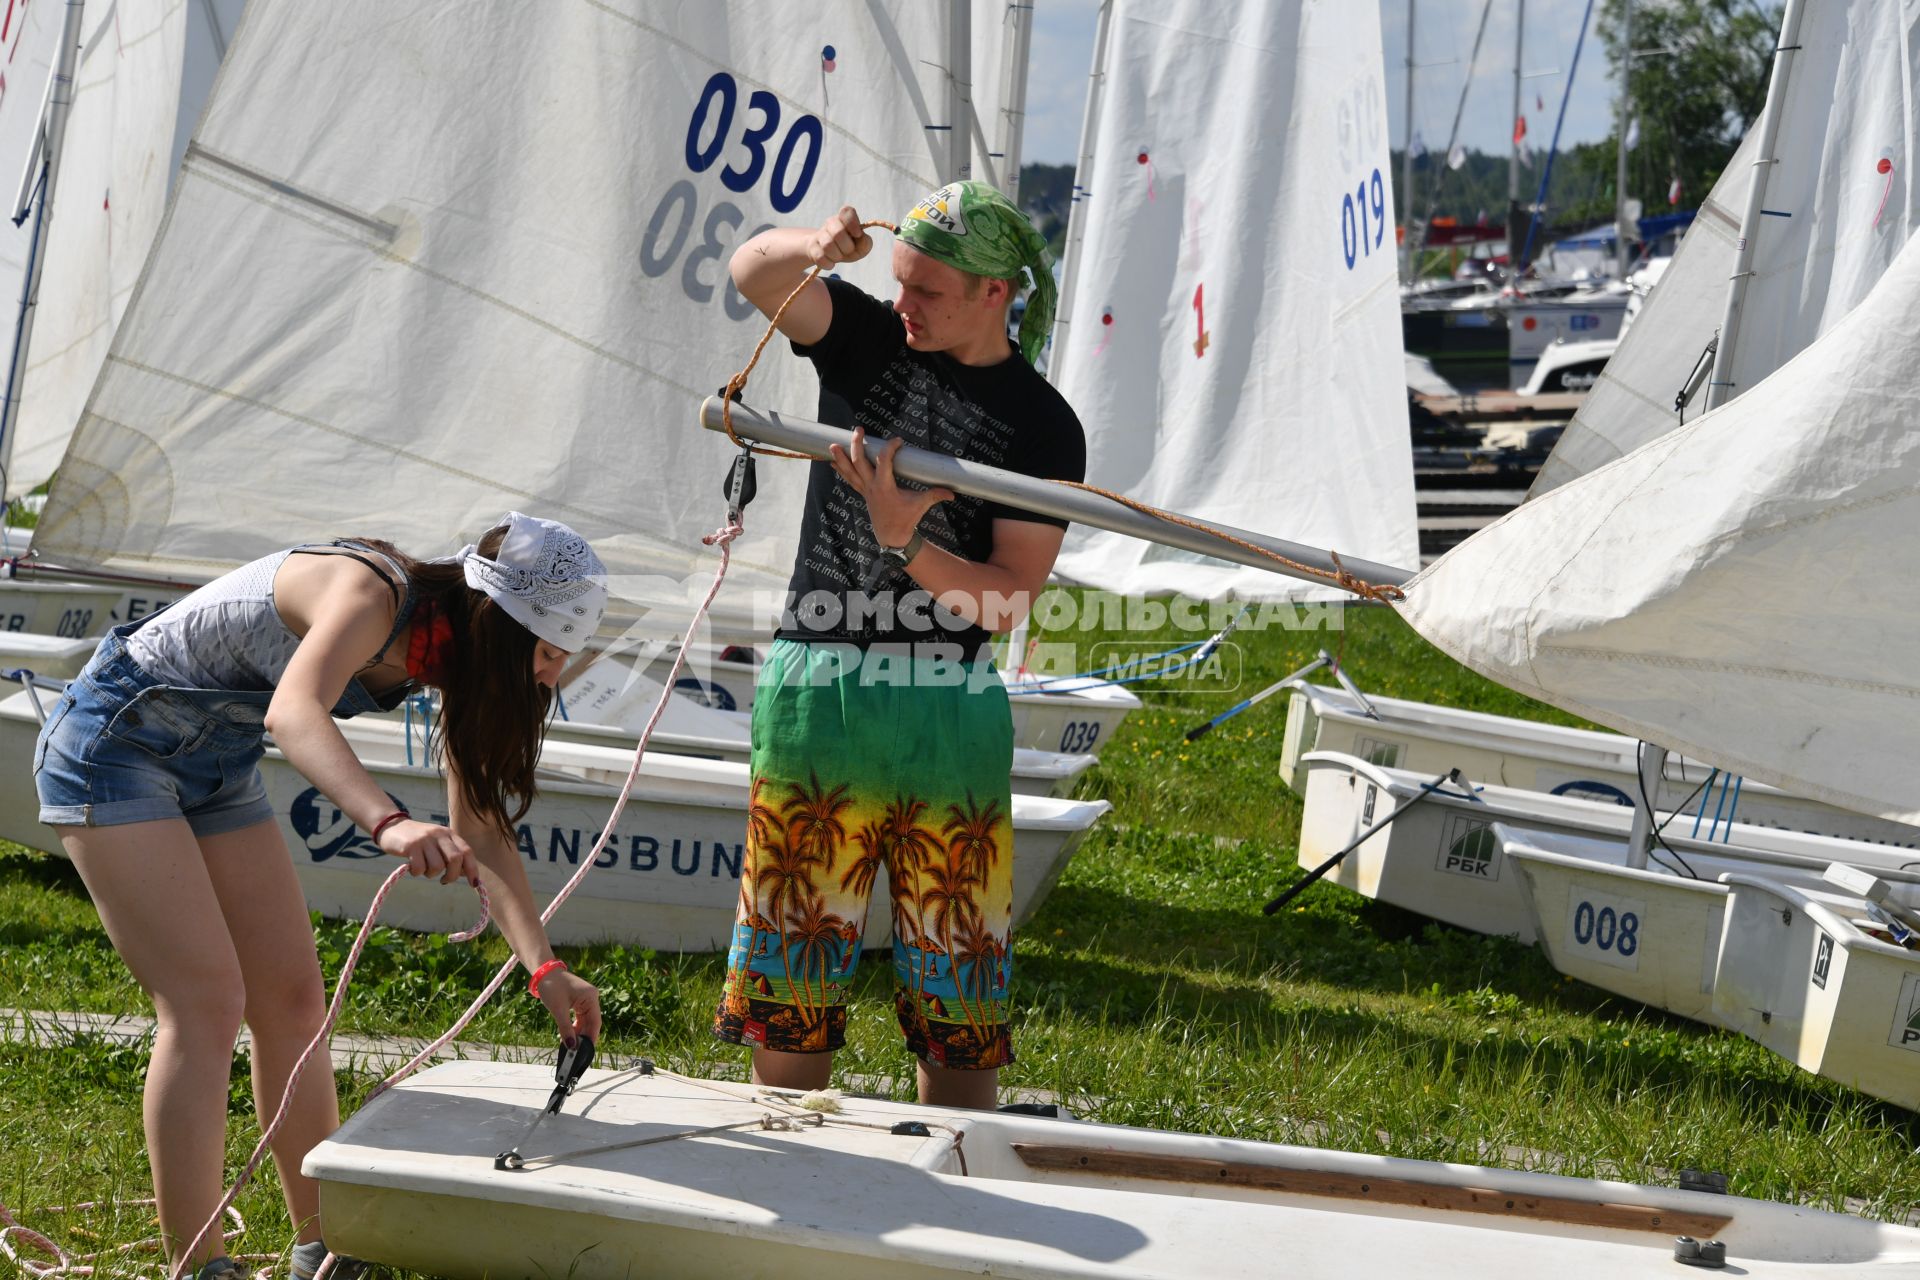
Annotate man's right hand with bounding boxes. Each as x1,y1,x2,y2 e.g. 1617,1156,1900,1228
809,206,873,269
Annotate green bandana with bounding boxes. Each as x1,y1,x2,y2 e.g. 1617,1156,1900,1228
897,180,1056,365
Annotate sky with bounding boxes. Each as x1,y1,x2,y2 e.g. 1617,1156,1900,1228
1022,0,1622,166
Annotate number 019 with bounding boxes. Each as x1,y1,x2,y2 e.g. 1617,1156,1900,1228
1341,168,1386,270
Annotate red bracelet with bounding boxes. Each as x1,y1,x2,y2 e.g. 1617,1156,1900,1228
369,809,410,845
528,959,568,998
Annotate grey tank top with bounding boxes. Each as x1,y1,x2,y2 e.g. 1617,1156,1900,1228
125,542,411,694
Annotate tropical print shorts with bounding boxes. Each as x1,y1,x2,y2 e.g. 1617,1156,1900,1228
713,639,1016,1069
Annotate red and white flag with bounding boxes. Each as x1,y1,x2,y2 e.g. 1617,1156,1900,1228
1513,114,1528,144
1668,173,1684,205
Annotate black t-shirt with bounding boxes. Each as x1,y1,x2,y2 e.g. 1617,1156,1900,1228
775,277,1086,653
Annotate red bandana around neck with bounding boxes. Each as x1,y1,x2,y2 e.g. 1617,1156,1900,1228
405,598,455,686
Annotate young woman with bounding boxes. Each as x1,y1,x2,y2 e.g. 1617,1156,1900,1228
32,511,608,1280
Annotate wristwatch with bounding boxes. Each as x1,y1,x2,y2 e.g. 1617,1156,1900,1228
877,531,924,571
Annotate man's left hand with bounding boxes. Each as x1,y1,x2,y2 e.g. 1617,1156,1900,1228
828,428,956,547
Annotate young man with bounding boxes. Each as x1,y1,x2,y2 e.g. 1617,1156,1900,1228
712,181,1084,1109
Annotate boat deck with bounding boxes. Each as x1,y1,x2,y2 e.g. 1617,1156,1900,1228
306,1062,1920,1279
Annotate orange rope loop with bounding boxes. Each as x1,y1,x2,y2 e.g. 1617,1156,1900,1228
720,219,1405,603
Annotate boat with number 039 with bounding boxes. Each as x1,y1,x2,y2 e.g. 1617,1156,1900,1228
630,644,1139,757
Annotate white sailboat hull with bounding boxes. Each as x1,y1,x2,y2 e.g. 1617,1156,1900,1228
0,694,1108,950
543,715,1095,799
1505,836,1736,1025
641,648,1140,757
551,656,1098,797
0,580,121,642
1501,835,1920,1111
0,631,105,680
1712,875,1920,1112
1281,684,1920,849
304,1061,1920,1279
1297,752,1920,945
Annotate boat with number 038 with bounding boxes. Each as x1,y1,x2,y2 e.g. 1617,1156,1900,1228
303,1060,1920,1279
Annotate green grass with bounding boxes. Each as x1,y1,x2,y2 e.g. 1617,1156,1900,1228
3,603,1917,1277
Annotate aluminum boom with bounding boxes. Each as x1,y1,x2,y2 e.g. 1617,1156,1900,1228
697,397,1414,592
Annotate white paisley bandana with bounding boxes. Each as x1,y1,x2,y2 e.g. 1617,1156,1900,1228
453,512,607,652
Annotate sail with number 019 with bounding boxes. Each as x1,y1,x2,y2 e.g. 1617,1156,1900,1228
1047,0,1418,601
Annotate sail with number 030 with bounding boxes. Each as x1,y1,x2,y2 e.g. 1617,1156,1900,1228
32,1,1012,620
1533,0,1920,494
1047,0,1418,601
1,0,242,498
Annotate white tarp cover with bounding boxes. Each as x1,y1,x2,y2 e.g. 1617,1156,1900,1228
1401,229,1920,826
2,0,240,499
36,2,987,606
1533,0,1919,494
1048,0,1418,601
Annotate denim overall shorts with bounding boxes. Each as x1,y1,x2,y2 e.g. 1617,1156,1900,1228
34,612,406,838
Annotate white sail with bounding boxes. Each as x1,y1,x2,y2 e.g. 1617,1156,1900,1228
1048,0,1418,601
0,0,69,372
1529,129,1756,494
35,2,994,608
1400,228,1920,826
2,0,241,498
1534,0,1920,494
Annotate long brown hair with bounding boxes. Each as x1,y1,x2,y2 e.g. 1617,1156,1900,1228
357,527,550,833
